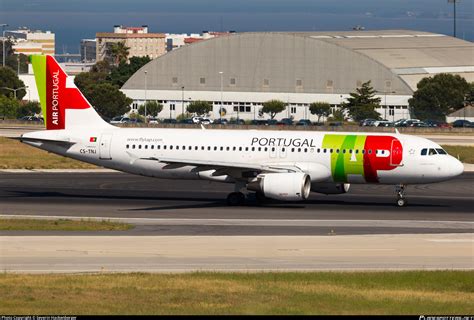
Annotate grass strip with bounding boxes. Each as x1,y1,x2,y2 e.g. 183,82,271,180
0,218,133,231
0,271,472,315
0,137,97,169
441,145,474,164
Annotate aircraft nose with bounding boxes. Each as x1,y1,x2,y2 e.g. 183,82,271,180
449,157,464,178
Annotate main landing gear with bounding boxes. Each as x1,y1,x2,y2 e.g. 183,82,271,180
226,181,247,206
395,184,407,207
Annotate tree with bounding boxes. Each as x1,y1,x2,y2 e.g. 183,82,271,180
309,102,331,123
409,74,470,121
187,100,212,116
91,60,112,74
0,66,26,100
329,109,345,121
109,56,151,87
0,95,20,119
261,99,286,119
74,71,109,93
16,101,41,118
466,82,474,106
342,80,381,121
138,100,163,117
84,83,132,120
108,41,130,66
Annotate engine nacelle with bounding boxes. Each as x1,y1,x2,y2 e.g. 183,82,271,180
311,183,350,195
247,172,311,201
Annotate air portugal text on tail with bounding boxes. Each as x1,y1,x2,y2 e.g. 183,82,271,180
21,55,464,208
30,55,92,130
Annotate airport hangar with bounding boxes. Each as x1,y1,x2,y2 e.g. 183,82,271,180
121,30,474,122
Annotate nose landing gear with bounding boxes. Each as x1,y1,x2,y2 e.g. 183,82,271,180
395,184,407,207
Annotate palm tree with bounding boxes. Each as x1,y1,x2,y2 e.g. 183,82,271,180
108,41,130,66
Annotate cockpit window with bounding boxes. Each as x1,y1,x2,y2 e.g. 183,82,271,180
428,148,437,155
421,148,427,156
436,148,447,155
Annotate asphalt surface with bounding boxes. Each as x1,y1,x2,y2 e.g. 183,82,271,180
1,172,473,236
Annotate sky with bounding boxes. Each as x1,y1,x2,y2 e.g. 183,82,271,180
0,0,473,53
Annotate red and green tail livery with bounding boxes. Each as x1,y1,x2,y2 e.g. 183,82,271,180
30,55,91,130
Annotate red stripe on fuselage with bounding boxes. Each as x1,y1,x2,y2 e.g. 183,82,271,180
363,136,403,183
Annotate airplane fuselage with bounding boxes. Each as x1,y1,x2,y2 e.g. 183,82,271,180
24,127,464,187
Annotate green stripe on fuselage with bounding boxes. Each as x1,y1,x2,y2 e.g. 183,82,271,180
322,134,366,182
29,55,47,125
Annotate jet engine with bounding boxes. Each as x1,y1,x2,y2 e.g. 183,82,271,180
247,172,311,201
311,183,350,195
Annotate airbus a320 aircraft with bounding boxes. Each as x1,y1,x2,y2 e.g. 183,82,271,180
19,55,464,207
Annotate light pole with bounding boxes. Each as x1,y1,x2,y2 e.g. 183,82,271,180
144,70,147,124
0,86,27,99
219,71,223,121
181,86,184,116
1,24,9,67
448,0,459,37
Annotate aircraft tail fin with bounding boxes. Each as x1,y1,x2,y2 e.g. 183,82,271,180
29,55,110,130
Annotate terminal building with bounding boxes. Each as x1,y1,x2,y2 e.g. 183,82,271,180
120,30,473,121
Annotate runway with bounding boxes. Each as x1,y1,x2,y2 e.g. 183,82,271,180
1,172,472,272
0,172,473,235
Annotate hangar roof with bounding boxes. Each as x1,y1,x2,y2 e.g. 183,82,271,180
122,30,474,95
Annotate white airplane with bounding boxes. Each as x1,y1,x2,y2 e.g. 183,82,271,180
19,55,464,207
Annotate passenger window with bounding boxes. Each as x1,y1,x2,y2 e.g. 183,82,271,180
145,145,149,149
201,146,204,150
233,147,236,151
323,149,327,153
214,146,217,151
342,149,346,154
317,148,320,153
264,147,268,152
176,146,179,150
126,144,129,149
170,146,173,150
282,147,286,152
272,147,276,152
226,147,230,151
239,147,242,151
291,148,295,152
252,147,255,151
163,145,167,150
297,148,301,152
245,147,249,151
368,150,372,154
138,145,142,149
151,145,154,150
304,148,308,153
207,146,211,151
355,149,358,154
157,145,161,150
258,147,261,152
330,149,333,153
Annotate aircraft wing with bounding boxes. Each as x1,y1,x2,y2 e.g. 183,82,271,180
138,156,303,174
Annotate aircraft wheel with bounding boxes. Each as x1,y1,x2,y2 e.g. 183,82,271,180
397,197,406,207
227,192,246,206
